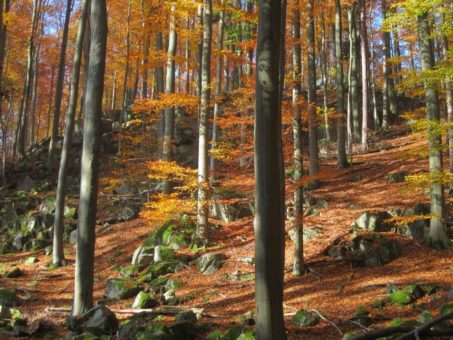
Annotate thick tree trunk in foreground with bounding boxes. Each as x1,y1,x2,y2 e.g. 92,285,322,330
196,0,212,243
418,12,450,249
255,0,286,338
335,0,347,168
291,1,304,276
48,0,72,169
72,0,107,316
53,0,90,267
162,5,177,194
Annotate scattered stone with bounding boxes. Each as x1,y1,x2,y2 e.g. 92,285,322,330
154,246,175,263
131,246,154,267
78,306,118,336
354,211,394,232
5,268,24,279
289,226,323,243
195,253,227,275
388,172,409,183
131,291,159,309
174,310,197,324
327,235,401,267
292,309,319,327
117,206,138,222
24,256,38,265
104,278,141,300
1,202,19,230
147,261,178,278
12,233,27,252
440,304,453,315
39,196,56,214
114,182,133,196
165,322,197,339
211,200,252,223
238,256,255,265
45,245,52,256
0,289,18,306
17,177,37,192
40,213,55,228
222,326,254,340
425,284,440,296
144,219,195,250
69,230,78,245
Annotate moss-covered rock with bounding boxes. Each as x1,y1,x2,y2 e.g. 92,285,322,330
292,309,319,327
147,261,178,278
388,289,413,306
195,253,227,275
104,278,141,300
0,288,18,306
131,291,159,309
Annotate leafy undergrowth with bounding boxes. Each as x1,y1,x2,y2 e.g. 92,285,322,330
1,129,453,339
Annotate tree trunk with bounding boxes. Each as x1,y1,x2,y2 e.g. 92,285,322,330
320,9,330,140
48,0,72,169
53,0,90,267
368,4,379,129
255,0,285,337
418,12,450,249
335,0,347,168
196,5,204,99
307,0,319,181
209,0,225,182
162,5,177,194
46,66,55,138
72,0,107,316
196,0,212,243
359,0,369,151
443,25,453,173
122,0,132,111
29,44,40,146
348,5,360,141
291,0,304,276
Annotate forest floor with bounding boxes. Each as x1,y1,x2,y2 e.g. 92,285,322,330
1,127,453,339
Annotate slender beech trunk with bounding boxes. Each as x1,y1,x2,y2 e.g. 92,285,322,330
209,1,225,182
46,66,55,138
335,0,347,168
140,0,150,99
443,25,453,172
255,0,285,337
162,5,177,194
155,32,165,158
368,5,379,129
348,5,359,141
122,0,132,111
110,71,116,110
292,1,304,276
382,0,397,127
307,0,319,180
185,19,191,94
418,12,450,249
279,0,287,102
320,10,330,140
359,0,369,151
72,0,107,316
196,5,204,99
29,44,40,146
53,0,90,267
196,0,212,243
48,0,72,168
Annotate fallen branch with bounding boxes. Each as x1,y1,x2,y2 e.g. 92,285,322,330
308,309,342,336
349,312,453,340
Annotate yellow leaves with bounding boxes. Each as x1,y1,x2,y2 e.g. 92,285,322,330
133,93,199,116
147,160,198,191
141,193,196,225
406,171,453,187
210,140,241,162
385,214,432,227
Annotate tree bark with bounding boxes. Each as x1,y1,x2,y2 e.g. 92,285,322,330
335,0,347,168
48,0,72,168
443,20,453,173
307,0,319,181
162,5,177,194
196,0,212,243
418,12,450,249
255,0,285,338
291,0,304,276
72,0,107,316
359,0,369,151
53,0,90,267
348,5,360,141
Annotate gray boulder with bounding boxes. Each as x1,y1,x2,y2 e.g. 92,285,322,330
354,211,394,232
75,305,118,336
117,206,138,222
175,310,197,324
131,291,159,309
69,230,78,245
196,253,227,275
105,278,141,300
17,177,37,192
1,202,19,230
131,246,154,267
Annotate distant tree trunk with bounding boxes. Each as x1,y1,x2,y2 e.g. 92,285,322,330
348,5,360,141
382,0,397,127
162,5,177,194
46,66,55,138
307,0,319,181
140,0,150,99
72,0,107,316
196,0,212,243
53,0,90,267
418,12,450,249
368,5,379,129
443,25,453,173
291,1,304,276
196,5,203,99
255,0,285,337
279,0,287,102
48,0,72,169
335,0,347,168
122,0,132,111
185,18,191,94
155,32,165,159
17,0,42,158
79,10,91,120
359,0,369,151
209,0,225,182
110,71,116,110
29,44,40,146
320,10,330,140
